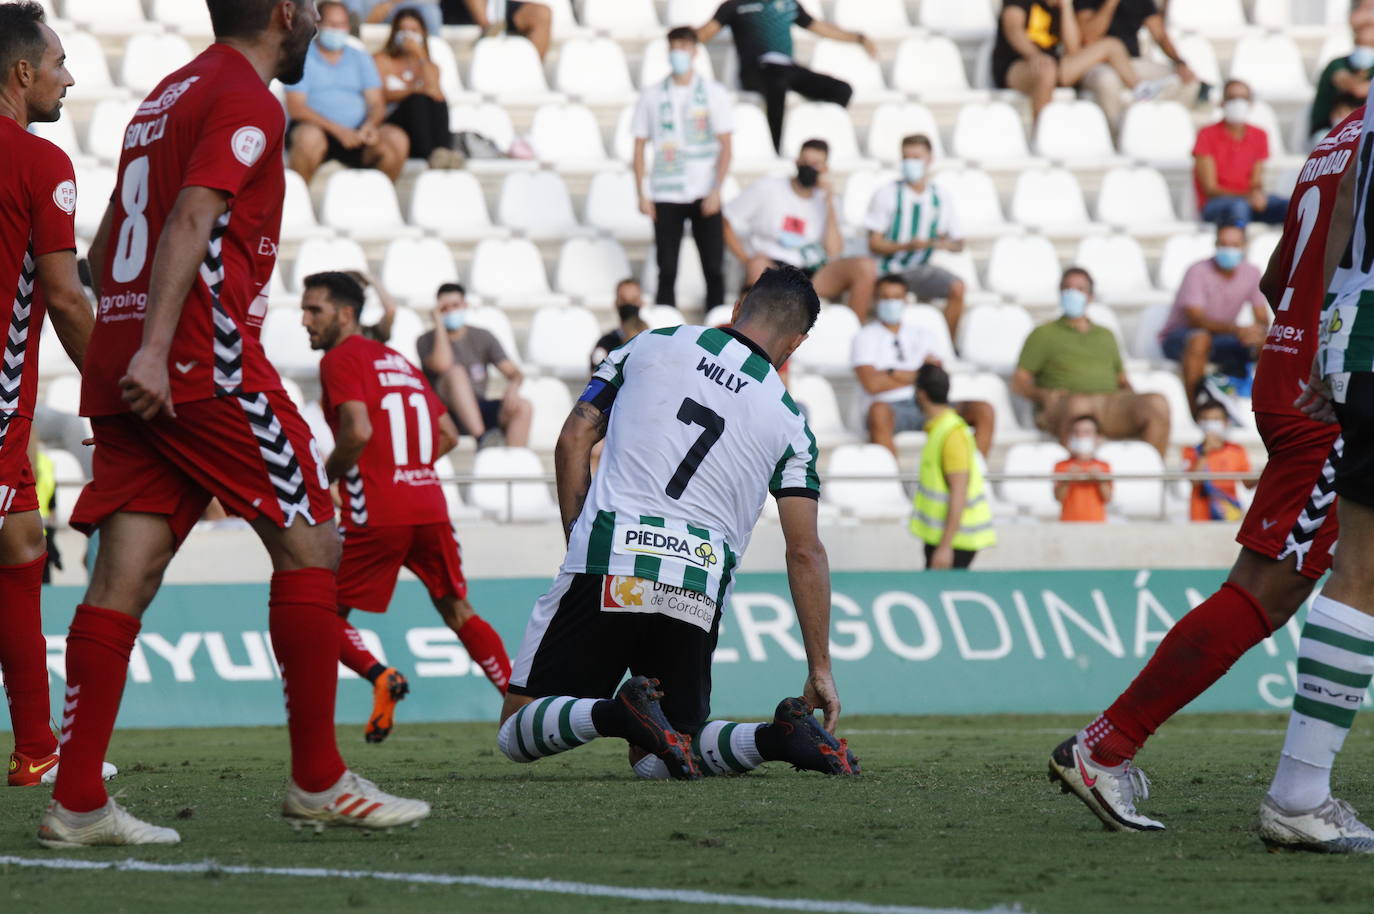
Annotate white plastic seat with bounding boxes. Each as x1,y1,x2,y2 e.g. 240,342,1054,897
149,0,214,34
1166,0,1246,35
470,447,559,522
320,169,417,241
379,238,460,307
892,35,971,97
1096,441,1166,519
638,37,714,86
932,166,1010,238
582,0,661,37
525,376,576,450
449,101,515,151
43,374,82,414
665,0,721,25
585,170,654,242
999,442,1069,518
1157,232,1217,293
1127,369,1203,445
1248,229,1282,270
469,238,566,305
37,322,77,378
281,168,328,241
384,308,427,365
1171,34,1224,88
791,306,861,375
1033,100,1116,162
1095,166,1191,235
119,33,194,95
85,99,141,162
832,0,911,33
951,101,1032,165
427,35,464,100
1119,101,1196,167
409,170,500,240
1230,32,1310,102
842,167,899,234
866,102,944,162
808,41,889,101
729,102,781,169
704,305,734,327
528,103,608,168
1313,29,1356,82
823,444,909,520
64,0,151,32
555,237,632,303
919,0,996,39
542,0,583,40
497,170,580,240
985,235,1061,305
463,306,522,364
901,305,956,364
554,37,635,103
468,36,550,99
300,399,336,454
525,306,602,377
261,308,320,375
1253,0,1346,28
290,237,368,292
1009,168,1094,237
1072,235,1155,305
927,247,985,296
640,305,687,329
1247,100,1288,157
790,374,858,447
956,305,1035,375
779,103,864,168
72,165,115,238
432,454,484,523
1132,302,1173,362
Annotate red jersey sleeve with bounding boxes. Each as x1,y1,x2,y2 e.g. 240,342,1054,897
320,345,369,410
29,147,77,258
182,89,283,199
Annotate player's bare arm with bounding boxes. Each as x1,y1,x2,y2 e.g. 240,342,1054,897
553,400,607,543
85,200,114,300
778,494,840,732
324,400,372,482
1259,224,1283,304
122,185,230,421
436,412,459,459
34,249,92,369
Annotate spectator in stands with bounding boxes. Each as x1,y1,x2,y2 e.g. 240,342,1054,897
910,364,997,570
1014,267,1172,456
1183,400,1255,522
993,0,1161,124
456,0,552,59
373,8,459,168
1309,4,1374,141
589,279,648,372
633,27,733,310
853,275,994,457
1055,415,1112,523
346,270,398,343
417,283,533,447
696,1,875,153
864,135,966,339
285,1,409,183
348,0,442,32
1193,80,1287,226
724,139,876,320
1075,0,1204,131
1158,223,1270,404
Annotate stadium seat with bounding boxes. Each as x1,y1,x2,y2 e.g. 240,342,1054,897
729,103,783,169
1171,34,1224,88
1166,0,1246,35
931,166,1011,238
927,248,986,298
841,167,900,234
665,0,721,26
582,0,661,38
1248,229,1282,269
542,0,583,40
554,37,635,103
149,0,215,35
290,238,368,292
951,101,1032,165
823,444,909,521
119,33,194,95
525,376,576,450
956,306,1035,375
1096,441,1167,519
43,374,82,415
300,400,335,455
281,168,328,242
791,305,861,375
1132,302,1172,362
779,103,864,168
610,104,639,165
1313,29,1355,82
85,98,141,163
528,103,608,169
584,170,654,242
430,454,485,523
985,235,1061,305
320,169,418,241
379,238,460,307
37,322,76,378
525,306,602,377
1118,101,1196,167
1157,232,1216,293
464,306,523,364
1254,0,1347,28
497,170,581,240
832,0,911,33
790,374,858,447
467,36,551,100
866,102,944,161
261,308,320,375
383,308,428,365
72,165,115,238
470,447,559,522
1008,168,1095,238
919,0,997,40
891,35,973,98
1127,369,1203,445
449,101,516,152
640,240,709,308
427,35,465,100
1246,99,1289,156
408,170,501,241
809,41,892,102
901,304,957,364
999,441,1069,519
469,238,567,305
1033,100,1116,162
1231,33,1310,102
63,0,153,33
555,237,632,303
1095,166,1192,236
1072,234,1157,305
641,305,688,329
704,305,734,327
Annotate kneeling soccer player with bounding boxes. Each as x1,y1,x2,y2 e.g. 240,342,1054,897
498,267,858,779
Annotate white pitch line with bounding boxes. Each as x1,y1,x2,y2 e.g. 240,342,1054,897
0,856,1019,914
844,727,1284,737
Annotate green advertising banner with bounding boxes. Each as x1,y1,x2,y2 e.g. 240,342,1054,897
4,570,1312,731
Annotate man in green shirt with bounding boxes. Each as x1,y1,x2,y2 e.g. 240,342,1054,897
1012,267,1171,455
1309,6,1374,140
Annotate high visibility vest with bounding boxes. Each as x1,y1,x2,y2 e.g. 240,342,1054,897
33,449,55,522
909,409,997,551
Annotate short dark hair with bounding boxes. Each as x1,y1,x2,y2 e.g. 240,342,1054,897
1070,414,1102,433
901,134,933,153
206,0,281,40
1195,399,1228,416
437,282,465,298
799,138,829,157
1061,266,1095,294
876,273,909,292
615,277,639,291
737,266,820,336
303,271,365,318
1215,220,1246,239
0,2,47,78
916,363,950,406
666,26,697,43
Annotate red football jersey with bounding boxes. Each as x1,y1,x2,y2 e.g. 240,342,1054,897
0,117,76,428
82,44,286,417
320,334,449,530
1253,107,1364,417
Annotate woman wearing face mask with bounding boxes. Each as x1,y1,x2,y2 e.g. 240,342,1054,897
1182,400,1256,522
1193,79,1288,226
373,9,457,167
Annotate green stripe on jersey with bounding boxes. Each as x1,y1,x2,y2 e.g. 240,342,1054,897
587,510,616,573
781,391,801,415
697,327,731,355
651,325,680,336
769,445,795,492
635,515,665,579
682,565,708,595
1294,694,1360,729
1297,656,1374,689
740,352,770,382
801,424,820,491
714,544,737,613
1305,623,1374,656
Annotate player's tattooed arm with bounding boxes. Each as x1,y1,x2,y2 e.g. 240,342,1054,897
554,401,608,543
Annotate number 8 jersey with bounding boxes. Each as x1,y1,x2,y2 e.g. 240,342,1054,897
565,325,820,600
81,45,287,417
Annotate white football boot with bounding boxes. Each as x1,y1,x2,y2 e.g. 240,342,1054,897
40,760,120,785
1048,736,1165,832
1259,794,1374,853
37,798,181,848
282,770,431,833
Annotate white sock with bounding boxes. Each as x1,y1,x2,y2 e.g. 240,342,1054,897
497,697,603,763
1268,595,1374,811
694,721,765,775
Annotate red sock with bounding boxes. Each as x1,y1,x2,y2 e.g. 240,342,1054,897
336,615,383,680
457,615,510,694
0,554,57,758
1088,582,1272,765
271,568,347,792
53,605,140,812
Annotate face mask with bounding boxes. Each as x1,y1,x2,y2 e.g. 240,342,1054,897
1214,246,1244,271
901,158,927,185
318,28,349,52
1069,436,1096,457
875,298,904,325
796,164,820,189
1200,419,1227,439
1351,46,1374,70
616,304,640,322
668,49,693,76
442,310,467,331
1060,288,1088,319
1222,98,1250,125
395,30,423,49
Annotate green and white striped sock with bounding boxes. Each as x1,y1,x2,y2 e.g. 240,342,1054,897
693,721,765,776
497,696,602,763
1268,595,1374,811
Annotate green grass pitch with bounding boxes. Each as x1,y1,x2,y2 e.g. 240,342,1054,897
3,713,1373,914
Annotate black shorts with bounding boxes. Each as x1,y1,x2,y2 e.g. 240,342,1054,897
455,397,503,437
1334,372,1374,509
507,572,720,733
287,121,367,169
923,543,977,569
506,0,525,30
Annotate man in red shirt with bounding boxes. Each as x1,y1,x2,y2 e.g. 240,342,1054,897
40,0,429,848
0,2,103,788
1193,79,1288,226
302,272,511,743
1049,109,1360,840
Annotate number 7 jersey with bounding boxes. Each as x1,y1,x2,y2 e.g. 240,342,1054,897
565,325,820,600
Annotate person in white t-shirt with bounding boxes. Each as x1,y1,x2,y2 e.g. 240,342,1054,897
633,27,734,309
852,274,994,455
724,138,876,319
865,134,966,339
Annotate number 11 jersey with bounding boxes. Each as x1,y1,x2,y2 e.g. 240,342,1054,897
82,44,287,417
565,325,820,600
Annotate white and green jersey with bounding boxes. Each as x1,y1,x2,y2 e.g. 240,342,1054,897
565,325,820,604
1323,102,1374,377
863,180,960,273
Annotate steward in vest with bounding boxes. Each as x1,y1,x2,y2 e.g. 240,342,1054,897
909,364,996,569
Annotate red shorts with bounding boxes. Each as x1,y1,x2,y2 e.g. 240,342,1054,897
71,390,334,544
1236,412,1342,581
337,521,467,613
0,416,38,529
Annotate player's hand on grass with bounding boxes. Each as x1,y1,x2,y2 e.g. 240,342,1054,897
803,668,841,733
121,348,176,420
